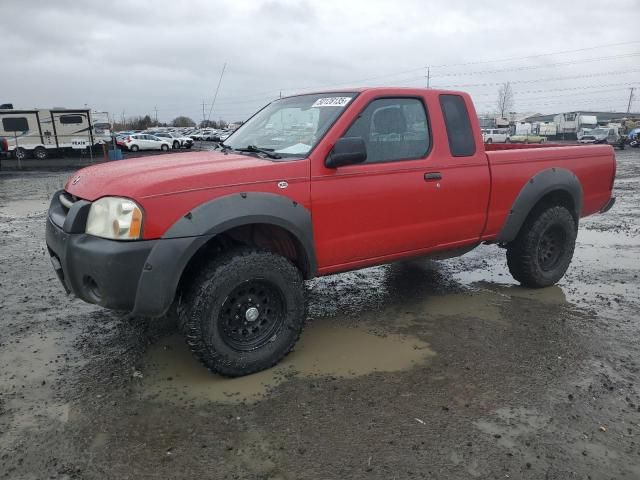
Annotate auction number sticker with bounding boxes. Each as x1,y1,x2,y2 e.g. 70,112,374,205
312,97,352,108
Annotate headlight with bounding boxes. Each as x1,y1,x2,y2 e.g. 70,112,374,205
86,197,143,240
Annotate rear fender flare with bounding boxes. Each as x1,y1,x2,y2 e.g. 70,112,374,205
497,168,582,243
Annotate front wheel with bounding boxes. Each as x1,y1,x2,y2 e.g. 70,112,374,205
173,141,180,149
13,147,27,160
486,138,493,144
505,138,511,144
130,144,139,152
506,206,577,288
178,248,306,377
161,144,169,151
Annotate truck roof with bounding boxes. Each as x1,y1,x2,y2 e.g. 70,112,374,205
282,86,466,99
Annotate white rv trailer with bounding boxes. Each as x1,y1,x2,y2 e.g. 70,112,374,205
0,108,111,159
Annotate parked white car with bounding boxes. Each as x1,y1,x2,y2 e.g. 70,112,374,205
576,128,592,142
482,128,510,144
219,130,234,141
150,132,194,149
123,134,171,152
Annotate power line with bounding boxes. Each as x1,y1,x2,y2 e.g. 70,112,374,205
432,68,640,89
428,40,640,68
430,53,640,78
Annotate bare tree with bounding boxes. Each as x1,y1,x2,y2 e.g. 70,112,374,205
496,82,514,120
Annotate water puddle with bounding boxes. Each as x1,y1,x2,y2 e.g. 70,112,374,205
141,321,434,404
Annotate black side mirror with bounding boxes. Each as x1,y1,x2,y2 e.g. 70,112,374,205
326,137,367,168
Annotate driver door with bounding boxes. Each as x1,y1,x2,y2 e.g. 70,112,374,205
310,97,436,269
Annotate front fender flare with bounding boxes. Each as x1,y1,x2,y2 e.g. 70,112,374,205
162,192,316,273
132,193,316,318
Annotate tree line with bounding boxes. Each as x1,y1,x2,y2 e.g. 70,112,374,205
112,115,233,131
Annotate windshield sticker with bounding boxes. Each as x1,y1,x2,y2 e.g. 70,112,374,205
312,97,352,108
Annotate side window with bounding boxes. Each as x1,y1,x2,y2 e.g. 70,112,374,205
439,94,476,157
60,115,83,124
2,117,29,132
343,98,429,164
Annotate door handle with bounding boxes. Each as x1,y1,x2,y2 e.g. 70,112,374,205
424,172,442,181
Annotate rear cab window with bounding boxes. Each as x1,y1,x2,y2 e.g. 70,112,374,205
439,94,476,157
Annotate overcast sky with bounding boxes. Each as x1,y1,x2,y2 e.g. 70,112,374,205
2,0,639,124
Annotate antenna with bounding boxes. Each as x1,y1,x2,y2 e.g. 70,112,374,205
199,62,227,149
205,62,227,125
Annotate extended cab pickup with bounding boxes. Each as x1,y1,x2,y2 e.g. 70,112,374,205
46,88,616,376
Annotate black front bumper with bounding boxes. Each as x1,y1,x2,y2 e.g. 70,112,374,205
45,190,214,317
46,214,157,312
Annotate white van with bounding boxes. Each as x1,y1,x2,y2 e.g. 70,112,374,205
482,128,510,144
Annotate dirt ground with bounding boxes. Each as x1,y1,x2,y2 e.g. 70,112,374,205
1,150,639,479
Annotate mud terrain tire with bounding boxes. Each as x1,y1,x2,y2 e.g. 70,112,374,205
506,206,577,288
177,247,305,377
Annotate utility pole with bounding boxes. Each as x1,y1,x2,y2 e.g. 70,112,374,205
426,66,430,88
121,110,125,128
154,106,158,124
202,101,206,127
627,87,635,113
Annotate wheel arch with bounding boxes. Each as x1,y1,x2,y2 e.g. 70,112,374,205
132,193,317,318
162,192,316,274
497,168,583,244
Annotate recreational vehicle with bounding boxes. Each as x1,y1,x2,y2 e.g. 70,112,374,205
0,108,111,159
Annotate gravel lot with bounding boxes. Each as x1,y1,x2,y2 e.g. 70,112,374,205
1,149,639,479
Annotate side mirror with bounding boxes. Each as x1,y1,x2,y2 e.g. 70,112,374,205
326,137,367,168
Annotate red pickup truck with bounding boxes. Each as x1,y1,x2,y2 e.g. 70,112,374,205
46,88,616,376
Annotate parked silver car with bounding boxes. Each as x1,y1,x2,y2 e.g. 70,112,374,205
578,127,620,145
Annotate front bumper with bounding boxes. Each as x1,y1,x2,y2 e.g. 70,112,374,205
46,213,157,312
45,190,212,317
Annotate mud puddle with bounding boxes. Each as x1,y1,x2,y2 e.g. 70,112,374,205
141,320,434,404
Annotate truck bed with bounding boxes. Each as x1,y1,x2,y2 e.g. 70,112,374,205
482,143,616,241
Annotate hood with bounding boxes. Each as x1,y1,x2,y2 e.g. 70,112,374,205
65,151,301,201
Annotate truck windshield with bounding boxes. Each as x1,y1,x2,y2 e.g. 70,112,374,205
223,92,357,159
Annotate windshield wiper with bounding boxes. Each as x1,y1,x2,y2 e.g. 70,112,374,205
218,141,232,153
234,145,281,159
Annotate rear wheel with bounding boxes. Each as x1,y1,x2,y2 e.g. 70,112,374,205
173,141,180,149
506,206,577,288
486,138,493,144
161,144,169,151
177,247,306,377
505,138,511,144
33,147,48,160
